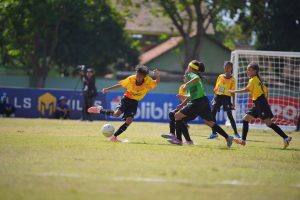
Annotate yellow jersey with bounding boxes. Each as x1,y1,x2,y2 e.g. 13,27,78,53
214,74,236,96
246,76,268,100
119,75,157,101
178,84,187,96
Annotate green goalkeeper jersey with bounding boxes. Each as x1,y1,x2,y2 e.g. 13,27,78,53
187,72,206,101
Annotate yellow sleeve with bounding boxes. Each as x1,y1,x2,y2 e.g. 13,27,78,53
178,84,186,95
119,76,132,88
264,85,269,98
145,76,157,90
231,78,236,90
246,78,254,92
213,75,221,93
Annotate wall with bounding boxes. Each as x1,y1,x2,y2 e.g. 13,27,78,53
0,75,215,95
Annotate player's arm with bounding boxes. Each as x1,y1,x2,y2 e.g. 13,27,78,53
176,94,188,102
152,69,160,84
183,77,200,90
176,95,190,110
229,87,249,94
102,84,122,94
231,94,236,109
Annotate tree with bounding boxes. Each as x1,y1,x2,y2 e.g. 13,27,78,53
0,0,138,88
248,0,300,51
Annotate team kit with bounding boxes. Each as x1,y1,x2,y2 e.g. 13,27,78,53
88,61,292,149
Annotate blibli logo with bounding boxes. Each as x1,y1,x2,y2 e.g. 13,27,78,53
38,92,56,116
135,102,174,120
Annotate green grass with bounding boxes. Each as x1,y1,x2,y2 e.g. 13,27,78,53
0,118,299,200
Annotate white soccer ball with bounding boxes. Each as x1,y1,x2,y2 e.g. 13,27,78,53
101,124,115,137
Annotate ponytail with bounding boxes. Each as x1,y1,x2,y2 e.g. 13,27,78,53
248,62,265,94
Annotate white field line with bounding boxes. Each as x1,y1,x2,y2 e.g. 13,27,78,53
35,172,81,178
113,177,255,186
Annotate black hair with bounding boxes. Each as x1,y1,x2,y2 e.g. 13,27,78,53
224,61,233,74
135,64,149,77
248,62,265,94
190,60,205,73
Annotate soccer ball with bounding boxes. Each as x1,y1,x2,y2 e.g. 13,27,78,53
101,124,115,137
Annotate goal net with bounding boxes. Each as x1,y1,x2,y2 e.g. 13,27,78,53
230,50,300,130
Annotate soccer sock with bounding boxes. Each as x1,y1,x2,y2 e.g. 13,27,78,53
175,120,183,141
227,111,238,134
267,123,288,139
211,108,217,134
242,120,249,141
114,123,129,137
212,124,228,139
100,109,114,116
169,111,176,134
297,117,300,131
179,120,191,141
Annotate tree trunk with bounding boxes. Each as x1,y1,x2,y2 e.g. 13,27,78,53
30,56,49,88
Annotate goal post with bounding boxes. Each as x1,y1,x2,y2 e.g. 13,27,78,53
229,50,300,130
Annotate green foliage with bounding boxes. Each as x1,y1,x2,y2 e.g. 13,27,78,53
251,0,300,51
0,0,139,87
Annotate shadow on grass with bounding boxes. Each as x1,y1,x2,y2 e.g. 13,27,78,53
267,147,300,151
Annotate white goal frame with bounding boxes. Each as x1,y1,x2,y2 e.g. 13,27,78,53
229,50,300,131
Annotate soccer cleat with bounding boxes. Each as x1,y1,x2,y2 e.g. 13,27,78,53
110,136,121,143
87,106,103,113
226,136,234,148
161,133,176,139
283,136,292,149
207,133,218,139
167,138,183,145
234,132,241,139
234,138,246,146
183,140,194,145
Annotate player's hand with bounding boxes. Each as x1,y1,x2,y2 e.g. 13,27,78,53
176,103,183,110
152,69,160,77
228,90,235,94
102,88,109,94
231,104,235,110
182,84,188,91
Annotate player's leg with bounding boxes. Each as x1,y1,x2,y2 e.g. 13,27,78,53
110,98,138,142
110,117,132,143
296,115,300,131
161,109,177,139
264,118,292,149
204,120,233,148
234,114,253,146
199,96,233,147
226,110,240,138
208,95,220,139
208,106,219,139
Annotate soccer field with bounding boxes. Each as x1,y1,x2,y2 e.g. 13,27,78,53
0,118,299,200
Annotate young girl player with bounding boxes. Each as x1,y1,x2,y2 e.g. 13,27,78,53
88,65,160,142
229,62,292,148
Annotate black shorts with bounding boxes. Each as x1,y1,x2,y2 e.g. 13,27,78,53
180,96,213,122
246,95,274,120
211,95,233,112
116,96,138,120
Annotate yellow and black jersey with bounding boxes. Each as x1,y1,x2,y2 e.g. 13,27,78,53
119,75,157,101
178,84,187,96
214,74,236,96
246,76,268,100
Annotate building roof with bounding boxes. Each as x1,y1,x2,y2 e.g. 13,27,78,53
139,34,230,65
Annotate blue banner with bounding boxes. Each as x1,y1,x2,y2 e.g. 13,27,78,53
0,87,227,124
0,87,106,120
